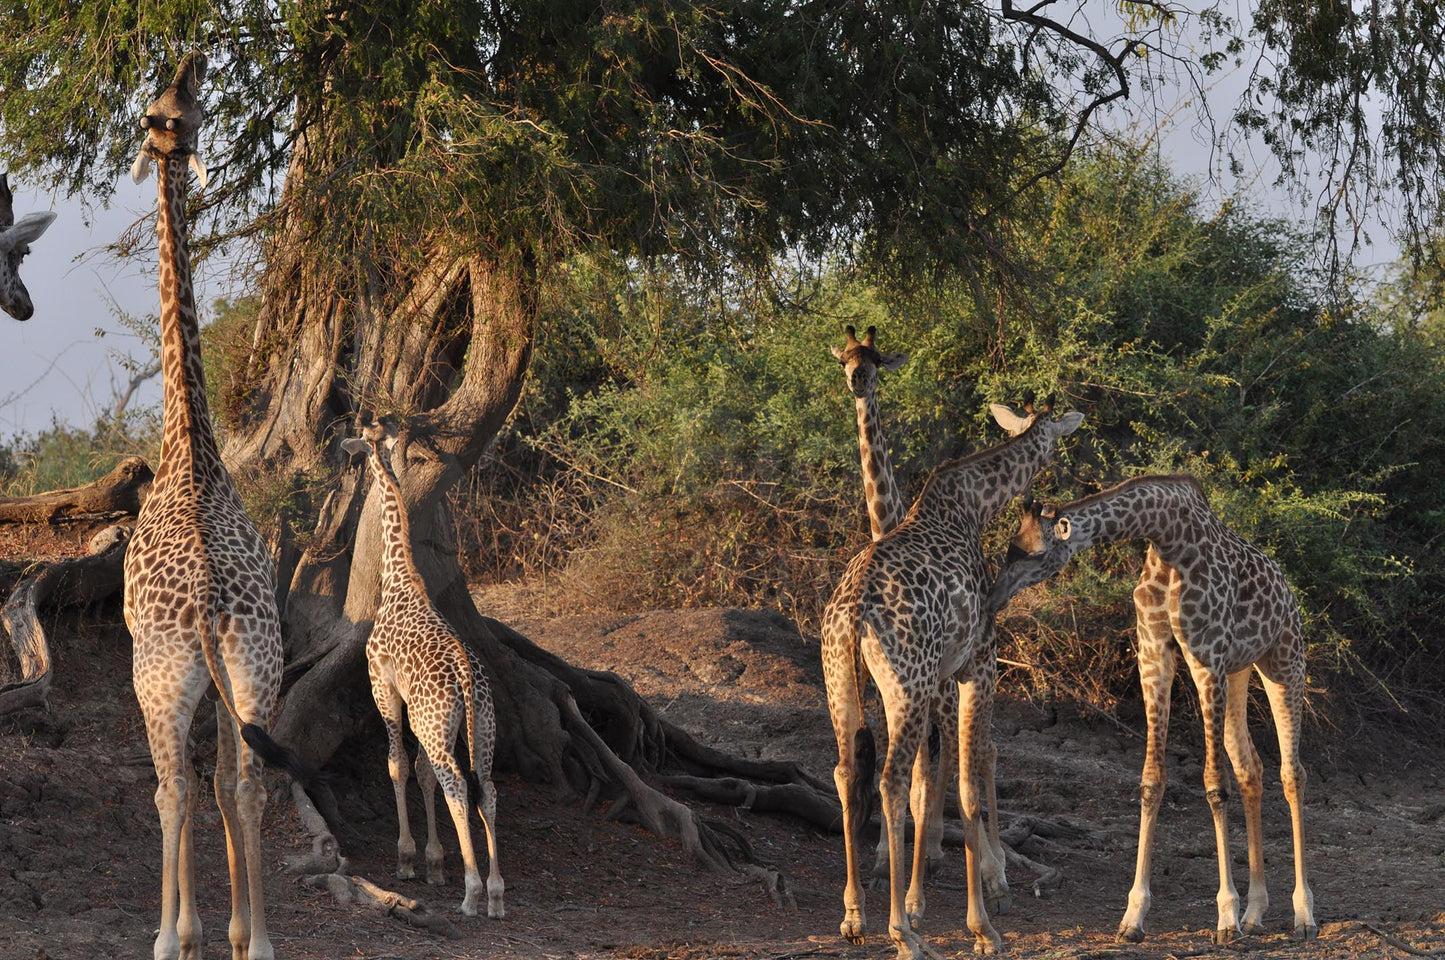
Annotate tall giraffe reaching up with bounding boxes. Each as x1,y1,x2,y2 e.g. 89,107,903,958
0,173,57,321
829,325,1007,902
125,53,325,960
992,475,1317,945
340,420,504,919
822,403,1083,959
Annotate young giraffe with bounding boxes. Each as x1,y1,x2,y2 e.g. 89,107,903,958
125,53,325,960
992,475,1317,944
340,421,504,919
0,173,57,321
830,325,1007,902
823,404,1084,959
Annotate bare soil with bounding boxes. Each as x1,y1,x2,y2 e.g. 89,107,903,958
1,542,1442,960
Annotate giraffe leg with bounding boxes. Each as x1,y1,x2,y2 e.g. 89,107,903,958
234,725,274,960
373,679,418,880
469,721,506,919
1119,581,1176,942
1259,664,1317,939
904,733,933,930
215,705,251,960
415,750,446,885
1223,669,1268,934
880,697,931,960
826,635,871,944
1191,663,1242,944
924,682,957,881
962,650,1009,914
138,670,201,960
956,676,1002,955
175,758,202,960
429,750,486,917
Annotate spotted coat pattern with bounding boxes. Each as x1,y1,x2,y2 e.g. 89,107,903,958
994,475,1317,944
122,54,289,960
349,422,504,919
0,173,57,321
822,407,1083,959
830,326,1007,899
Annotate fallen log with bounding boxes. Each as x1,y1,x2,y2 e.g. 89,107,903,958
0,525,129,715
0,456,151,524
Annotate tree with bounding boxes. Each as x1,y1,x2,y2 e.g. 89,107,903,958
2,0,1442,865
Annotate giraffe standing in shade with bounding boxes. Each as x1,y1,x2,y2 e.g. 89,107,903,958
992,475,1317,944
125,53,325,960
823,404,1083,959
340,421,504,919
0,173,57,321
830,326,1007,901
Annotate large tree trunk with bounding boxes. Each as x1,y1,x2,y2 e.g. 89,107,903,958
220,204,832,878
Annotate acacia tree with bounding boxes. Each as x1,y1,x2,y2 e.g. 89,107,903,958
3,1,1443,861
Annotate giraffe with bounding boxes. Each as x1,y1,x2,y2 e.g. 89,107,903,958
125,53,327,960
829,325,1007,903
340,420,504,919
991,475,1318,944
0,173,57,321
822,403,1084,959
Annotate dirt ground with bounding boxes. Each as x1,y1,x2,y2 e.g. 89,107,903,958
1,532,1443,959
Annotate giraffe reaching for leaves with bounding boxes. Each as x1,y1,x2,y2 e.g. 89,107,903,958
125,53,331,960
823,402,1083,959
991,475,1317,944
341,420,504,919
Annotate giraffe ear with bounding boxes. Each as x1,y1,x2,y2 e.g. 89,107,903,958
339,438,370,458
879,351,908,371
989,403,1032,437
189,153,209,189
829,345,846,362
1050,411,1085,436
1053,517,1072,541
0,212,56,251
130,149,154,185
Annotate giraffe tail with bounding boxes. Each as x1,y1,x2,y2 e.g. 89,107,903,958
190,570,345,840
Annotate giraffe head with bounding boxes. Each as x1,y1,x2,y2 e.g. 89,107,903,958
0,174,57,321
830,324,907,399
131,52,209,188
988,497,1077,611
341,419,399,461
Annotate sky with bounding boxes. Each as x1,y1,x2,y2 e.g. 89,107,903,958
0,180,240,438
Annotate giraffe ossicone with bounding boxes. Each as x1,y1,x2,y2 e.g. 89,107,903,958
0,174,58,321
994,474,1318,944
822,402,1083,960
344,418,505,919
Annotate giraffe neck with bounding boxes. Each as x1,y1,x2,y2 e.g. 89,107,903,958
368,444,430,600
856,392,906,540
915,423,1056,530
155,156,220,472
1059,476,1214,555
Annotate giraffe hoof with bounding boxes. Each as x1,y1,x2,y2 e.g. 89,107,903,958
397,865,416,880
1116,923,1145,943
1241,919,1265,936
1295,923,1319,941
1213,926,1240,945
973,928,1004,955
986,890,1013,916
426,872,447,886
840,917,866,944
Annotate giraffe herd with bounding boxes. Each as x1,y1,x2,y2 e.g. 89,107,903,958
6,51,1323,960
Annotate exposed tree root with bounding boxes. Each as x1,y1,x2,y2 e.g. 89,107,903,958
0,526,128,715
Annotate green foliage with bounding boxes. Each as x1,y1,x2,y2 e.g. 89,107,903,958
467,143,1445,714
0,414,159,498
